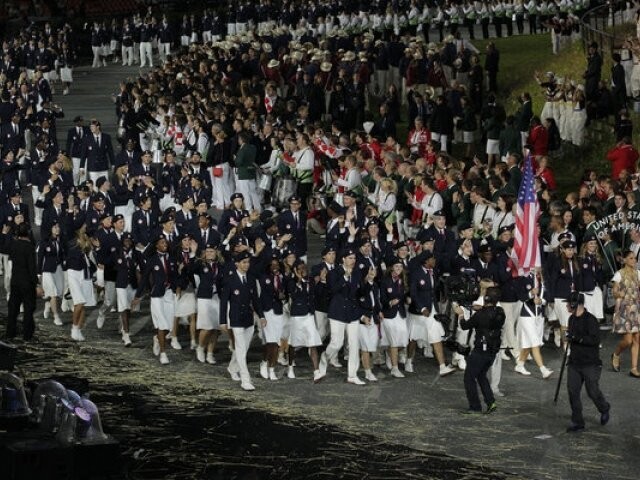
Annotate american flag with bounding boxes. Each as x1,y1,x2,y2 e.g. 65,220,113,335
513,154,541,275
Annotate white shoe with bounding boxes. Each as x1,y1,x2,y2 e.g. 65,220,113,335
423,346,434,358
554,329,562,348
500,350,510,361
390,367,405,378
439,364,456,377
287,366,296,379
515,363,531,376
159,353,169,365
457,357,467,371
171,337,182,350
122,333,132,347
190,339,197,350
71,326,79,341
152,336,160,356
347,376,365,385
451,355,459,367
206,353,216,365
385,354,393,370
53,316,63,326
97,313,105,329
364,370,378,382
313,370,325,383
60,299,69,312
329,358,343,368
76,329,85,342
511,350,521,362
63,88,69,96
277,351,288,366
227,367,241,381
493,389,505,397
241,382,255,391
540,366,554,379
319,352,328,375
259,361,269,379
405,358,414,373
196,346,206,363
399,350,407,364
44,301,51,319
269,368,278,380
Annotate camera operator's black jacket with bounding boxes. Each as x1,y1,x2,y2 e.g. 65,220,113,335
567,309,601,367
460,306,505,355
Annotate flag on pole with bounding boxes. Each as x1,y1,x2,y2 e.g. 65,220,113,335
513,154,541,275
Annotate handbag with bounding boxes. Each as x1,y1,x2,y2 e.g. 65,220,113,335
212,166,223,178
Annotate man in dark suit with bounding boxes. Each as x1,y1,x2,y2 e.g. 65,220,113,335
277,195,308,260
219,250,266,391
0,223,41,340
66,115,89,183
1,111,25,156
611,53,627,114
80,120,114,184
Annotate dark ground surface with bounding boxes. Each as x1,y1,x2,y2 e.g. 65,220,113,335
1,61,639,480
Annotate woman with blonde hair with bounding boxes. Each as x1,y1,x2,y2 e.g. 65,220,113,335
66,224,97,342
374,177,397,224
611,250,640,377
579,233,604,323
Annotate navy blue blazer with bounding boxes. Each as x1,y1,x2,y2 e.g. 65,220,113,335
191,260,222,299
259,273,286,315
65,126,90,158
287,277,314,317
115,250,139,289
135,252,177,298
37,237,64,274
408,266,435,316
219,271,264,328
380,274,407,319
277,209,308,256
327,266,365,323
80,133,114,172
131,208,158,246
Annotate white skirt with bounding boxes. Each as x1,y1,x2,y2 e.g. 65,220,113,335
486,139,500,155
280,306,291,339
408,313,445,343
150,290,175,330
67,269,96,307
175,291,196,317
382,314,409,348
517,315,544,349
289,314,322,347
359,322,380,352
261,310,284,343
42,266,64,297
116,286,136,312
196,297,220,330
582,287,604,319
553,298,571,327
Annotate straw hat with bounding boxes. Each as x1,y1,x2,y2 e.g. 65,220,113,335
267,59,280,69
343,51,356,61
320,61,332,72
262,43,273,53
292,51,304,61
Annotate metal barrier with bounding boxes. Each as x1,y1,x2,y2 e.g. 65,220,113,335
580,0,632,53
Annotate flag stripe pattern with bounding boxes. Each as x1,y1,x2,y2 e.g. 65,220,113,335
513,154,541,274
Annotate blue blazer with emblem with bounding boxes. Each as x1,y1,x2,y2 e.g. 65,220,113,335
327,266,365,323
219,271,264,328
135,252,177,298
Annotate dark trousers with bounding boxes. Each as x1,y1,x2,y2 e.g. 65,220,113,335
7,283,36,340
567,364,609,427
464,350,496,410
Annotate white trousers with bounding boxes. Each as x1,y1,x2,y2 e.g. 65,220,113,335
229,326,255,383
489,352,502,392
121,46,134,66
98,281,116,316
325,320,360,378
91,46,102,67
202,31,212,43
71,157,82,184
500,301,521,350
31,185,43,226
158,42,170,62
139,42,153,67
314,311,329,341
1,255,11,299
210,163,235,209
235,179,261,212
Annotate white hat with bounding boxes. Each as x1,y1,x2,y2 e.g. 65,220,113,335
267,59,280,69
363,121,374,134
320,61,332,72
263,43,273,53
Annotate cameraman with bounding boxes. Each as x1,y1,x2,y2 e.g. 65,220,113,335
458,286,505,414
565,292,610,433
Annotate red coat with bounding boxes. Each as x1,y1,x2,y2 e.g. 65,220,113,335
607,144,639,180
528,125,548,157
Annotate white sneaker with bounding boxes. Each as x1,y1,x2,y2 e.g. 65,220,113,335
330,358,343,368
405,358,414,373
390,367,405,378
159,353,169,365
171,337,182,350
53,316,63,326
190,339,197,350
269,368,278,380
71,326,79,341
287,366,296,379
206,353,216,365
457,357,467,371
554,329,562,348
63,88,69,96
44,301,51,319
277,351,288,365
313,370,325,383
500,350,510,361
515,363,531,376
241,382,255,391
365,370,378,382
196,346,206,363
97,313,106,329
540,366,554,379
76,329,85,342
423,346,434,358
122,333,132,347
493,389,505,397
399,350,407,364
227,367,241,381
152,336,160,356
385,354,393,370
347,376,365,385
439,364,456,377
259,361,269,379
61,299,69,312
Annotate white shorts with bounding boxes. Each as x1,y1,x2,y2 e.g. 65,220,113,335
358,322,380,352
175,291,196,317
289,314,322,347
42,266,64,298
150,290,175,330
486,139,500,155
196,297,220,330
116,286,136,312
261,310,284,344
582,287,604,319
553,298,571,327
382,314,409,348
517,315,544,349
67,269,96,307
408,313,446,343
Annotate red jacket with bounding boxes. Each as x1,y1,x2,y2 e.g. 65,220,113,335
528,125,548,156
607,144,639,180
